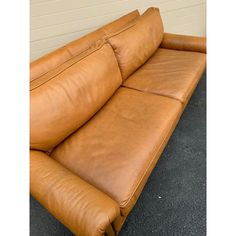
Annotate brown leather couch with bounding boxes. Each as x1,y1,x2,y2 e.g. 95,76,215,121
30,7,206,236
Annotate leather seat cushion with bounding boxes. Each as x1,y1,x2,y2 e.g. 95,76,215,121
51,87,182,216
123,48,206,104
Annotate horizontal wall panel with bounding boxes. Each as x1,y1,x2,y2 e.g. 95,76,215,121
30,27,96,52
30,0,206,61
161,4,206,36
30,0,115,17
31,0,204,30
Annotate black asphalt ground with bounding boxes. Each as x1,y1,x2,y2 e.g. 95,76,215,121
30,71,206,236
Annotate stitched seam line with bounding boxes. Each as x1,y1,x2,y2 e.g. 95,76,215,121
30,47,72,82
30,42,106,91
105,22,136,39
30,38,105,87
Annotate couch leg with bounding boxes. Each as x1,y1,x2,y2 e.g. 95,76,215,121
105,224,116,236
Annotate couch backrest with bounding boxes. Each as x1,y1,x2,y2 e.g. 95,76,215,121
30,41,122,151
30,10,140,82
107,7,164,80
30,8,165,151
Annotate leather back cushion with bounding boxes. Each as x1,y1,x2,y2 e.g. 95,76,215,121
107,7,164,80
30,42,122,151
30,10,139,81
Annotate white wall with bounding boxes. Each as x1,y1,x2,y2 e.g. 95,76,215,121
30,0,206,61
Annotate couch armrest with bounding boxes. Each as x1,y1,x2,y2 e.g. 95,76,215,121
160,33,206,53
30,150,119,236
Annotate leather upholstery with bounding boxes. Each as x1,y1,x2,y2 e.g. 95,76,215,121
30,10,139,81
30,7,206,236
51,87,182,216
30,43,122,151
30,150,119,236
30,47,71,82
161,33,206,53
107,7,164,80
30,39,106,91
123,48,206,103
